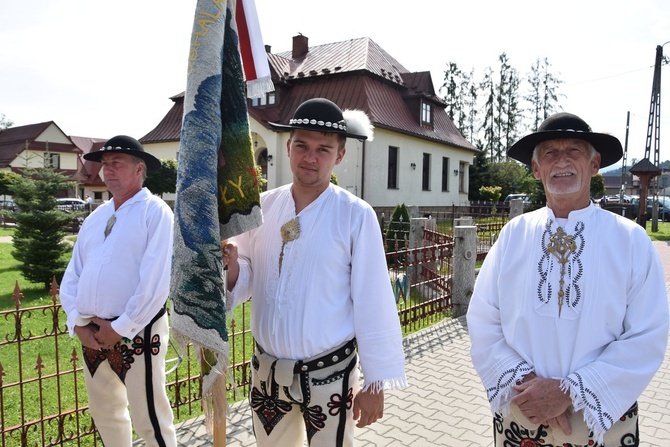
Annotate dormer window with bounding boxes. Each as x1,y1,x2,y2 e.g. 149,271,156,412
421,101,432,126
251,91,276,107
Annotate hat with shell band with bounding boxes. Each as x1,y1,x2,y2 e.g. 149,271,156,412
507,112,623,168
84,135,162,171
270,98,374,141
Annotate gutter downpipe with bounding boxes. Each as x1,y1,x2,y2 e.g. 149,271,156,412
360,139,366,200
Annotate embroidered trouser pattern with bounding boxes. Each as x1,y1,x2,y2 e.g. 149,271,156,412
81,311,177,447
249,341,359,447
493,402,639,447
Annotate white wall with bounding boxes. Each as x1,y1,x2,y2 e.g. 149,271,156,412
10,149,79,170
360,129,472,207
38,125,71,144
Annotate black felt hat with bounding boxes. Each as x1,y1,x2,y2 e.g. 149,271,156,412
270,98,374,141
507,112,623,168
84,135,161,171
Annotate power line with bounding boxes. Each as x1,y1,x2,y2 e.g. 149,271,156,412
567,65,654,86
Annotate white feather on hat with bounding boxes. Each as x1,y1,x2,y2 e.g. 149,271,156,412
343,109,374,142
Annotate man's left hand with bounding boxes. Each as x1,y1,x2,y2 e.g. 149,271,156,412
91,317,122,349
353,388,384,428
511,376,572,424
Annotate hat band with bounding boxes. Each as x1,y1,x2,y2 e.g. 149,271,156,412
547,127,592,134
100,146,137,151
289,118,347,132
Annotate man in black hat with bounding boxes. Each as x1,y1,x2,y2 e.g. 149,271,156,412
467,113,668,445
222,98,407,446
60,135,177,446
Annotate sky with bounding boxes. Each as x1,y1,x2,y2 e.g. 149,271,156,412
2,0,670,169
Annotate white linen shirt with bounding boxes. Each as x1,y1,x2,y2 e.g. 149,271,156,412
60,188,174,340
467,203,669,442
230,183,407,390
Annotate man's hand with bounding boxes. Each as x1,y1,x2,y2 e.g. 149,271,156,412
545,412,572,436
91,317,122,349
222,241,239,291
511,376,572,425
74,324,103,350
353,388,384,428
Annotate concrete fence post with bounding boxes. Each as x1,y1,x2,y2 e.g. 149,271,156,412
509,198,524,219
408,217,432,283
454,216,473,227
452,225,477,318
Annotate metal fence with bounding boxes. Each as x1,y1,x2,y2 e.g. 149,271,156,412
0,209,507,446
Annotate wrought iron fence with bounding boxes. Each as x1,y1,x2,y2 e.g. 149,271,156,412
0,216,494,446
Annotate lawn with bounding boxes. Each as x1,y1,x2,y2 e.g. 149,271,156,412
646,221,670,241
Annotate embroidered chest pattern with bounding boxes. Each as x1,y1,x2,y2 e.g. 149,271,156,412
279,217,300,275
537,220,585,315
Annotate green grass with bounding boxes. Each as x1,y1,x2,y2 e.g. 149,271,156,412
647,221,670,241
0,239,58,310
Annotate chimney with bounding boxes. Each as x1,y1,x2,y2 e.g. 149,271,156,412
264,44,271,53
292,34,308,59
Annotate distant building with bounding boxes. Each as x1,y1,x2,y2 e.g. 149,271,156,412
0,121,89,198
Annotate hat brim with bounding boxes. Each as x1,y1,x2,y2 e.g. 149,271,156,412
269,122,368,141
84,150,162,172
507,130,623,168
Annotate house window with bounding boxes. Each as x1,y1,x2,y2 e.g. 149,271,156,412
421,101,432,125
387,146,398,189
441,157,450,192
422,153,431,191
94,191,103,201
44,152,60,169
459,162,467,193
251,91,276,107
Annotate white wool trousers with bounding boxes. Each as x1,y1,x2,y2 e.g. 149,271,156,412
82,311,177,447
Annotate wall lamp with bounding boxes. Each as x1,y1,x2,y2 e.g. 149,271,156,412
453,169,459,176
267,154,273,162
410,162,416,170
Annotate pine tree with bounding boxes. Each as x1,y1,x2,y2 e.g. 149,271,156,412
385,203,410,255
441,62,463,122
10,168,79,289
525,58,544,131
541,57,563,119
468,150,492,202
480,67,497,162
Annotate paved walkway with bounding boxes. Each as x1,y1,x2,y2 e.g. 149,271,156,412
143,241,670,446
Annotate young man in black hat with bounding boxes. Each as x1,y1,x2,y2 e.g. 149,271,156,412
223,98,407,446
467,113,668,445
60,135,177,447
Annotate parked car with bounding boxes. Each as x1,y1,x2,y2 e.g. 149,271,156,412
57,198,87,212
0,199,18,212
630,196,670,221
503,193,530,204
601,194,621,204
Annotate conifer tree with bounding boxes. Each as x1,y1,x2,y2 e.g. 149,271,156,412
10,168,79,289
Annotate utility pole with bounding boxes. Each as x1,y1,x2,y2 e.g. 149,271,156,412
634,43,668,230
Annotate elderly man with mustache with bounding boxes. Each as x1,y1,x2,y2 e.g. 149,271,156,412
467,113,668,446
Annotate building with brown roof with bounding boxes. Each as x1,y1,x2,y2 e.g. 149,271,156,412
0,121,88,198
141,34,479,207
